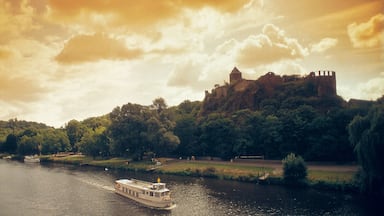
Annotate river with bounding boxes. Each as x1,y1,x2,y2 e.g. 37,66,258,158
0,159,377,215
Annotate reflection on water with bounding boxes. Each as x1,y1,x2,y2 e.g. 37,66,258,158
0,160,375,216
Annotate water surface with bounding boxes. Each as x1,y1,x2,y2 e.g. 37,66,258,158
0,160,375,215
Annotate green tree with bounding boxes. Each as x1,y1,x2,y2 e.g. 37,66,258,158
151,97,167,114
261,115,283,159
155,131,180,156
77,128,109,159
40,129,70,154
282,153,308,185
17,135,41,155
231,109,255,157
109,103,148,159
174,116,198,157
199,113,236,160
66,120,85,152
175,100,201,119
348,105,384,197
3,134,18,154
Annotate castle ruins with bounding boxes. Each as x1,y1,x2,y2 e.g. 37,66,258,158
205,67,337,99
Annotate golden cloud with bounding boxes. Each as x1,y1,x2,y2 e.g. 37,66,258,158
348,13,384,48
55,33,143,64
0,74,46,102
0,48,12,59
310,38,338,53
47,0,250,29
0,0,40,43
167,60,203,87
236,24,308,67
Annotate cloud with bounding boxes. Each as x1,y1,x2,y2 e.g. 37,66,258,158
338,72,384,100
46,0,251,30
347,13,384,48
262,60,307,75
0,47,13,59
55,33,143,64
358,75,384,100
235,24,308,67
0,0,41,43
0,73,47,102
310,38,338,53
0,38,57,105
168,60,203,87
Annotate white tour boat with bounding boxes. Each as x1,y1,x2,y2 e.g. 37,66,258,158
115,178,176,210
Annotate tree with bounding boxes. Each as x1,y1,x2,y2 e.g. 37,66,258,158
282,153,308,185
231,109,256,157
348,105,384,197
199,113,236,160
261,115,283,159
40,129,70,154
152,97,167,114
3,134,18,154
77,128,109,159
155,131,180,156
66,120,85,152
174,116,198,157
109,103,148,159
17,135,41,155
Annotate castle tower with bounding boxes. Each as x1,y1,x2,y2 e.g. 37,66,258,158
230,67,242,84
316,71,336,97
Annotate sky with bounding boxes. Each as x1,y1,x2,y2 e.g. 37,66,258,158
0,0,383,127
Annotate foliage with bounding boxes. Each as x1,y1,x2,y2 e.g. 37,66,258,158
198,113,236,159
0,86,380,167
108,99,179,159
282,153,308,185
3,134,18,154
77,128,109,159
174,115,198,157
348,105,384,197
65,119,85,152
40,129,70,154
17,133,41,155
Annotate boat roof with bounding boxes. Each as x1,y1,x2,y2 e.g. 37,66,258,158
116,179,169,192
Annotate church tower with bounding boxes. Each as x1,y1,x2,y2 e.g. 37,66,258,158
230,67,242,84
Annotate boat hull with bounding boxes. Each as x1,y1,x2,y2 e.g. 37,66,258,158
114,180,175,210
24,156,40,163
115,188,175,210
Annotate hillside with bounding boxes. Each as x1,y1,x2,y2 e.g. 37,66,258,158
0,119,51,142
201,67,344,115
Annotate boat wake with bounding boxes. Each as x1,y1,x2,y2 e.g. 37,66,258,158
76,177,115,192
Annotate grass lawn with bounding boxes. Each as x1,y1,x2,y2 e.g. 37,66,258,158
45,155,358,190
158,160,274,180
308,170,356,184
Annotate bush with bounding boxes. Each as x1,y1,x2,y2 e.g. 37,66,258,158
282,153,308,185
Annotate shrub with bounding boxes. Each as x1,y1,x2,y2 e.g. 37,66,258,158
202,167,216,177
282,153,308,185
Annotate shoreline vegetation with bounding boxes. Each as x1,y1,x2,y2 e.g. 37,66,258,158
21,154,359,193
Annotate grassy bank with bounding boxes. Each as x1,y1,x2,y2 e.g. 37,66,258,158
41,154,358,192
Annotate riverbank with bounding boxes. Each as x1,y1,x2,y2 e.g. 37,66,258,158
38,154,359,193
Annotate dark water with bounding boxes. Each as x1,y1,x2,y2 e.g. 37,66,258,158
0,160,376,215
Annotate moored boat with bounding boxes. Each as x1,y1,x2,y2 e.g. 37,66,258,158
24,155,40,163
114,178,176,210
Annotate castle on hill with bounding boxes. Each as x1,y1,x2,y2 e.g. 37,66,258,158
202,67,338,114
205,67,336,99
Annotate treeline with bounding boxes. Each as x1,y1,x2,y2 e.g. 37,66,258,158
1,96,382,162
